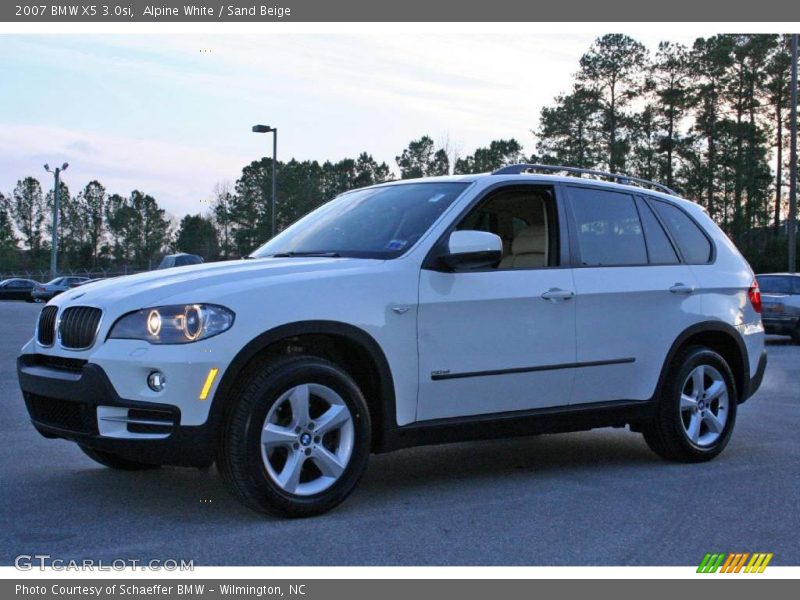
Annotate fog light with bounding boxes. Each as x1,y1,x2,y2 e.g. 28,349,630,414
147,370,166,392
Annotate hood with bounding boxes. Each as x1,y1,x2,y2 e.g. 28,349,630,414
52,257,378,312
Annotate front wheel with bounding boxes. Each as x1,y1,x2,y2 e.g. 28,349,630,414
217,356,371,518
642,346,737,462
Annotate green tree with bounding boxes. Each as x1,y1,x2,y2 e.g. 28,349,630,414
175,214,219,261
354,153,392,187
211,181,234,259
766,36,793,233
105,193,137,264
577,34,648,172
77,181,106,267
104,191,171,268
11,177,46,261
132,191,171,268
232,157,278,254
688,35,735,219
454,139,526,174
629,104,661,181
396,136,449,178
536,85,602,168
651,41,692,189
0,192,19,272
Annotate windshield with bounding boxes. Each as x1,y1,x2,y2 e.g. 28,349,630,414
250,182,470,259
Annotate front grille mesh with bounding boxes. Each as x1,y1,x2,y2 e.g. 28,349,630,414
37,306,58,346
59,307,102,349
26,393,97,434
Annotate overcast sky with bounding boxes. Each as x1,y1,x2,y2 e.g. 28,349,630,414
0,31,718,218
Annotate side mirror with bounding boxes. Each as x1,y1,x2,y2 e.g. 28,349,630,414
439,230,503,271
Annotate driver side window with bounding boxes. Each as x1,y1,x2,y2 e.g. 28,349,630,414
456,187,558,269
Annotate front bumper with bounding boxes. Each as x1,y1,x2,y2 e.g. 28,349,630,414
32,289,58,300
17,355,215,467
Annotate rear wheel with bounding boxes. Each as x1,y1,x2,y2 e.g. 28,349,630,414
791,325,800,345
79,445,161,470
217,355,371,518
642,346,737,462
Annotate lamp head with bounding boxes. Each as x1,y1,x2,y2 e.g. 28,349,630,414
252,124,273,133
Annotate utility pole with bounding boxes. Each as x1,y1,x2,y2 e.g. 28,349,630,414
44,162,69,278
251,124,278,238
789,35,798,273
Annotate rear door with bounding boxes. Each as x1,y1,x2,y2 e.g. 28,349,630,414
565,186,702,405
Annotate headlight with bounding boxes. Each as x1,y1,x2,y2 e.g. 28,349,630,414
108,304,235,344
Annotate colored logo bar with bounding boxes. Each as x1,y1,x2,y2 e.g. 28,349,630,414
697,552,773,573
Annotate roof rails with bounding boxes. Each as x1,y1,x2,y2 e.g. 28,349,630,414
491,163,678,196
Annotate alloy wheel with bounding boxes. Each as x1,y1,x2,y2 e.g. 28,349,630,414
679,364,729,447
260,383,355,496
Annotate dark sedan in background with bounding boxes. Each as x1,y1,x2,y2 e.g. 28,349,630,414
0,278,37,301
31,276,90,302
757,273,800,344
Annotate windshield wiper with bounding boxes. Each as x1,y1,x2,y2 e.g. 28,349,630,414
268,251,342,258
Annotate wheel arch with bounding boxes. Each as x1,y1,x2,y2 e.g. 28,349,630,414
209,320,397,452
656,321,749,404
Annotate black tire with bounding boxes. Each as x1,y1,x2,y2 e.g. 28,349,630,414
79,445,161,470
217,355,371,518
791,326,800,345
642,346,737,463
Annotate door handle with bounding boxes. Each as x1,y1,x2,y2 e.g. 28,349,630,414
669,283,695,295
541,288,576,302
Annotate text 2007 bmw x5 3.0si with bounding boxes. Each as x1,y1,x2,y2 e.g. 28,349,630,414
18,164,767,517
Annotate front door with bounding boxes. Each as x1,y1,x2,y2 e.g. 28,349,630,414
416,185,577,421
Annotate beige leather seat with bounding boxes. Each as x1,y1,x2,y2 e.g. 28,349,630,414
499,225,548,269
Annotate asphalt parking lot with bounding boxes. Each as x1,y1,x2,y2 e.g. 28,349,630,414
0,300,798,566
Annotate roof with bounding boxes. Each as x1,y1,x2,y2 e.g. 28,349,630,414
374,171,691,205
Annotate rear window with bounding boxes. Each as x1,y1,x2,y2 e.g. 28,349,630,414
651,200,713,264
636,197,679,265
757,276,793,294
568,187,647,266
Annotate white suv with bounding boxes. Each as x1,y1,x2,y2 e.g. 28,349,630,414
18,164,767,517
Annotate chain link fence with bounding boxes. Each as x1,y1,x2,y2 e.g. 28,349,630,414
0,267,147,283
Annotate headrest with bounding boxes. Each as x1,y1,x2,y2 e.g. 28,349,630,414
512,225,547,256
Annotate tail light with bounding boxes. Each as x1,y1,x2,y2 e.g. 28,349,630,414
748,280,762,314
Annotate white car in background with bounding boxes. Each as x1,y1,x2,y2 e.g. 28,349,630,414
18,164,767,517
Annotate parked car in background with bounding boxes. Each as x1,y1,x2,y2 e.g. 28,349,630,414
31,276,90,302
157,253,204,269
73,278,106,287
0,278,37,301
757,273,800,343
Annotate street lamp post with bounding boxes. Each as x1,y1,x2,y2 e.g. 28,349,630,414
252,124,278,238
789,34,798,274
44,162,69,278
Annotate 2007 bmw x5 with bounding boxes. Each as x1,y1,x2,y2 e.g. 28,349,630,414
18,164,767,517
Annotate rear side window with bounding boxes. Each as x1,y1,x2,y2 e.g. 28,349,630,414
568,187,647,266
757,276,792,294
636,197,679,265
652,200,712,264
